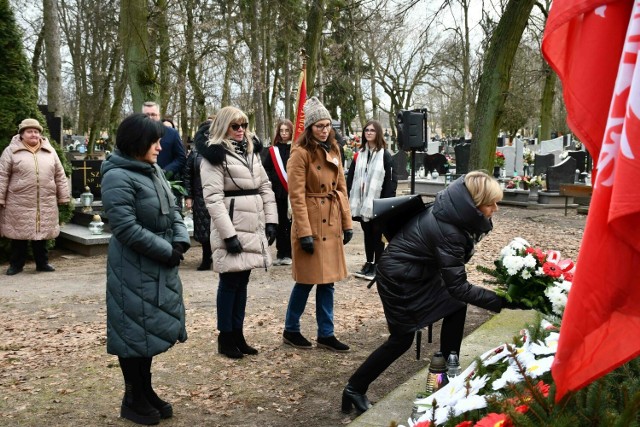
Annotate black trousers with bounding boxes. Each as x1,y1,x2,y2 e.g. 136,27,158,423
118,356,152,384
360,220,384,264
201,240,212,263
275,197,292,258
10,239,48,268
348,305,467,394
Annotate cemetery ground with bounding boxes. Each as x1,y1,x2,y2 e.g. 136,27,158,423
0,206,586,427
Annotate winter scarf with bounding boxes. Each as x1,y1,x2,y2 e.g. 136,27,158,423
349,146,386,221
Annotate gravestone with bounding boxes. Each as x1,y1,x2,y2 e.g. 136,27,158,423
414,152,427,173
454,143,471,174
567,150,587,173
564,134,575,150
514,138,524,176
71,159,103,199
38,105,63,146
423,153,448,175
533,153,555,176
426,140,439,154
500,146,517,177
540,136,564,155
392,150,409,180
546,157,577,191
549,149,563,165
497,136,505,147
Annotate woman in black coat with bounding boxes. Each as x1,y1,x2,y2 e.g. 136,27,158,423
184,120,213,270
341,171,527,414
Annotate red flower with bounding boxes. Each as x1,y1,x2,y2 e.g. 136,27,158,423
414,421,432,427
533,248,546,263
515,404,529,414
536,380,550,397
476,413,513,427
542,262,563,278
563,272,574,282
455,421,474,427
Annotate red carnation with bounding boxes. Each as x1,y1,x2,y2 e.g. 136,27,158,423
455,421,474,427
515,404,529,414
414,420,432,427
476,413,513,427
536,380,550,397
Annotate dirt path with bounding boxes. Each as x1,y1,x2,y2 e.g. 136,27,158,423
0,206,585,426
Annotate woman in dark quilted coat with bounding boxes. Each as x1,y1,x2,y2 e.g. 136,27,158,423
341,171,529,414
101,114,191,425
184,120,213,270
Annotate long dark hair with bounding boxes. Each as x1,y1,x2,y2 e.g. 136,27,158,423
295,126,338,160
359,119,386,152
272,119,294,145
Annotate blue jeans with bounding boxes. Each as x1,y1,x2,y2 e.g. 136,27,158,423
284,283,334,338
217,270,251,332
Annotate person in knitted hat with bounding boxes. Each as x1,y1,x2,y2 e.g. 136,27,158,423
282,97,354,352
0,118,70,275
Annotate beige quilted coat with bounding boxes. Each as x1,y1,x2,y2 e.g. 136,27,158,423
199,141,278,273
0,134,70,240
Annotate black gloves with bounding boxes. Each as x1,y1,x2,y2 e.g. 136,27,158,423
266,223,277,246
300,236,314,254
501,297,531,311
167,248,184,267
343,229,353,245
224,236,243,254
173,241,189,254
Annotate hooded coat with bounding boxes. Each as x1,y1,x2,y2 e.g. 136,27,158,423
0,135,70,240
375,176,503,334
287,143,352,284
101,151,190,358
183,121,212,244
196,137,277,273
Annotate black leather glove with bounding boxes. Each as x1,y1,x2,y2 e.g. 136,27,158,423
167,248,184,267
501,297,531,311
224,236,243,254
172,242,189,254
300,236,314,254
343,229,353,245
266,223,277,246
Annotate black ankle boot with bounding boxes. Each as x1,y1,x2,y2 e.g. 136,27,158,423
121,382,161,425
232,329,258,355
142,372,173,419
218,331,244,359
341,384,372,414
196,259,212,271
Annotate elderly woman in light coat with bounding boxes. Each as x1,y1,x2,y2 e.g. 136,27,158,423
0,118,70,276
282,97,353,352
101,113,190,425
197,106,277,359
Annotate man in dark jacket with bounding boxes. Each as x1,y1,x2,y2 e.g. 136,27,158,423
142,102,186,179
341,171,529,415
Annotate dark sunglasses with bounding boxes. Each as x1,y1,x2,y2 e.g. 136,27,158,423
230,123,249,131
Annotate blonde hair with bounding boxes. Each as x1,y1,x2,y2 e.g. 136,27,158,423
464,170,503,207
207,106,254,152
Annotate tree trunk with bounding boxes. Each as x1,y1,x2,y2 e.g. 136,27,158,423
304,0,325,96
31,26,45,89
539,60,556,141
43,0,62,117
157,0,170,114
120,0,157,110
470,0,535,170
243,0,265,139
184,2,206,124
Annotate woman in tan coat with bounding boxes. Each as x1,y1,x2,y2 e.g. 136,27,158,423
282,97,353,352
197,106,278,359
0,119,70,275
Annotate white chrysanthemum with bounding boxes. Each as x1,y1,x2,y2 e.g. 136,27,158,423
558,280,572,292
545,286,568,315
500,245,516,258
503,255,525,275
521,269,532,280
522,254,537,268
535,266,545,276
510,237,530,251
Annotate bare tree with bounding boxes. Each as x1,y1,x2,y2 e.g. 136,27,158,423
43,0,62,117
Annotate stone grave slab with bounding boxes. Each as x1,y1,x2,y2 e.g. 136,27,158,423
392,151,409,180
500,146,516,177
540,136,564,155
71,159,103,199
454,143,471,174
533,153,555,177
423,153,448,174
546,157,577,191
426,141,439,154
567,151,587,173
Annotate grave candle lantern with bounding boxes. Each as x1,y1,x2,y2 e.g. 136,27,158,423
80,186,94,213
88,214,104,235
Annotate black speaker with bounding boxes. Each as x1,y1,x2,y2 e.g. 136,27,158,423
396,109,427,150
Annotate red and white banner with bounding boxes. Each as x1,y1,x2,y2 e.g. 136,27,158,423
293,67,307,141
542,0,640,401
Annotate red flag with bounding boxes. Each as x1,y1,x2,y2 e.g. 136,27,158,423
542,0,640,401
293,67,307,141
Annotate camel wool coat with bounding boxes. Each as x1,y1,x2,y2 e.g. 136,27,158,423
287,143,352,284
0,135,70,240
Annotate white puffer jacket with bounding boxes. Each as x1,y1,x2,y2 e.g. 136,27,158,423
0,134,70,240
198,138,277,273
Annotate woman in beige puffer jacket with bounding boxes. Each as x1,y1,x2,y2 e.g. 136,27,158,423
0,118,70,275
197,106,277,359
